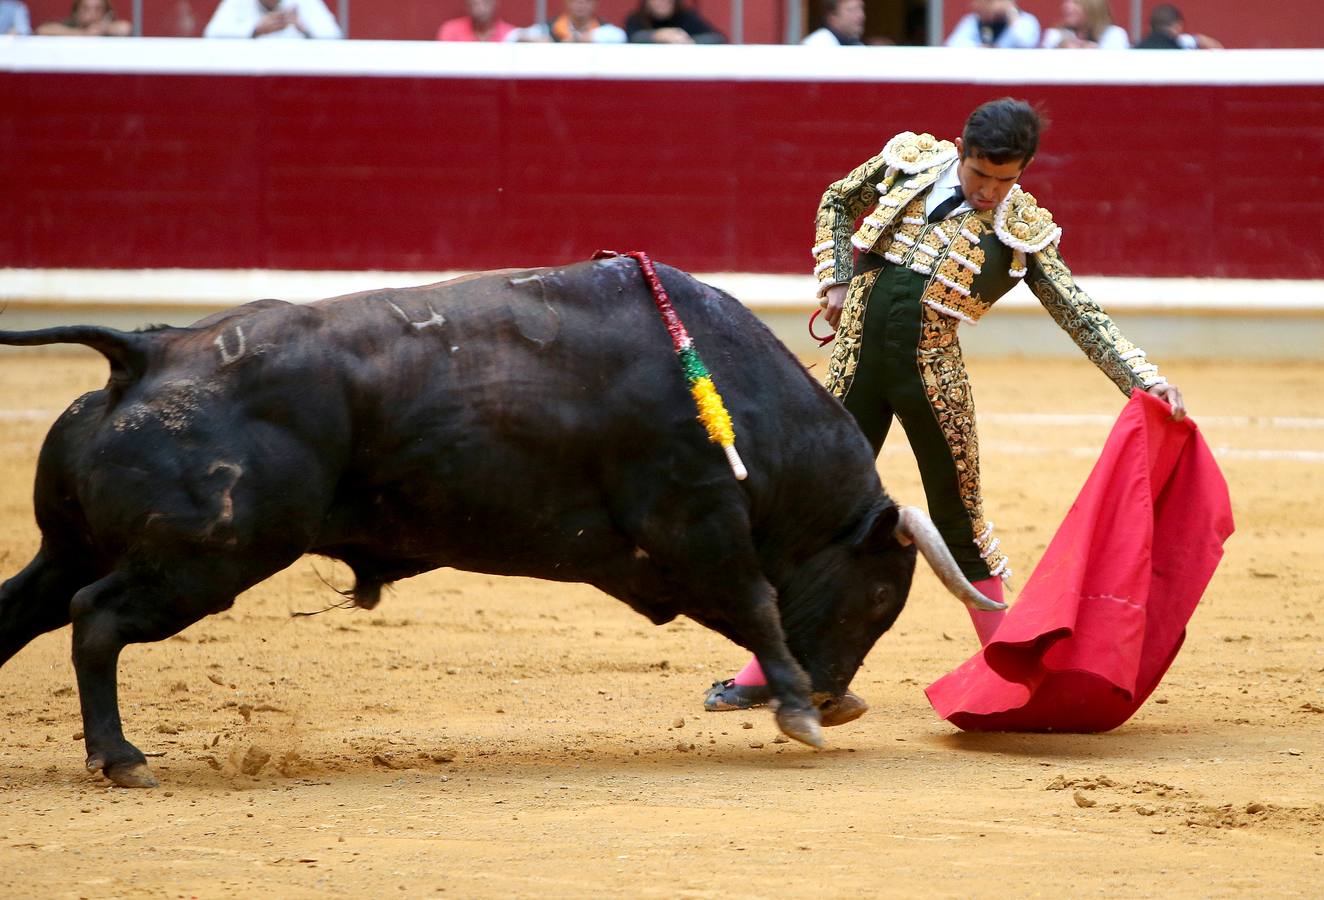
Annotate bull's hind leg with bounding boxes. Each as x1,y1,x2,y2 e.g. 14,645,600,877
0,548,90,667
69,570,235,788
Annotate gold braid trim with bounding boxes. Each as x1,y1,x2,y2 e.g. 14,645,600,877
823,267,882,400
1026,245,1166,395
916,307,1012,581
813,152,889,294
920,216,988,323
882,132,958,174
852,165,946,260
813,132,956,295
993,187,1062,255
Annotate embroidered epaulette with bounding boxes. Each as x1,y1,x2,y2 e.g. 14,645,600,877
881,132,957,175
993,187,1062,253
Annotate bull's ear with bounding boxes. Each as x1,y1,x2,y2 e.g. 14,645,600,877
861,504,901,550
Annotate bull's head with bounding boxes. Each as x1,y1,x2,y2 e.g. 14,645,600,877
780,504,1004,712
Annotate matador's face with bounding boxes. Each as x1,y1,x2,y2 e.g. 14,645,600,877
954,137,1029,212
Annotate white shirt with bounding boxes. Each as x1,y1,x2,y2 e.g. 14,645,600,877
923,161,971,221
204,0,343,39
1041,24,1130,50
945,11,1041,48
0,0,32,35
801,27,841,47
505,21,627,43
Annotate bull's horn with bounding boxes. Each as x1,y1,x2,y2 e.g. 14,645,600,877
894,506,1007,611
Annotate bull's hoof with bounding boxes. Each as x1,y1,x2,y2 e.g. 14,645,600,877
104,762,159,789
775,706,824,749
86,752,158,788
817,690,869,727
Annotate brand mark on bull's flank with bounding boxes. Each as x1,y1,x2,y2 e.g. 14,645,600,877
215,327,246,365
386,300,447,332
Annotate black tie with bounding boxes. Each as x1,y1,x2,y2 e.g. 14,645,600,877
928,187,965,223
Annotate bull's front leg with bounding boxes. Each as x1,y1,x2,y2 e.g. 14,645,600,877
69,573,158,788
626,488,823,746
733,587,825,749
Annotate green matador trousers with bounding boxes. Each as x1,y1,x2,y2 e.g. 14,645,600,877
836,259,996,582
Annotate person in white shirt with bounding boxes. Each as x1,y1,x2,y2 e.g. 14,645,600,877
945,0,1040,48
203,0,342,39
506,0,626,43
1041,0,1129,50
0,0,32,34
801,0,865,47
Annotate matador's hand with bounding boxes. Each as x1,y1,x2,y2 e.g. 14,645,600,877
1147,383,1187,421
820,283,848,330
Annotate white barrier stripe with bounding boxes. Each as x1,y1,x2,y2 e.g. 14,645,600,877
981,412,1324,429
1210,447,1324,462
4,270,1323,312
882,442,1324,463
721,276,1324,311
0,410,61,421
6,40,1323,87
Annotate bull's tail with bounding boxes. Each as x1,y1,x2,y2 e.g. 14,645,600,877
0,325,155,385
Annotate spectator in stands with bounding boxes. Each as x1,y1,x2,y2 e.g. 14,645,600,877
1041,0,1129,49
508,0,626,43
1,0,32,34
203,0,342,38
624,0,725,44
1134,4,1221,49
945,0,1039,48
802,0,865,47
438,0,516,42
172,0,198,36
37,0,131,35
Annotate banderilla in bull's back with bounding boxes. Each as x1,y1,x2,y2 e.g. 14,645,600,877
0,256,999,788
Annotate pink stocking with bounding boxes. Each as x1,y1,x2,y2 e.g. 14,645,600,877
732,656,765,686
967,576,1007,646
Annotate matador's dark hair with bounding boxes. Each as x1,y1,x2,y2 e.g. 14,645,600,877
961,98,1044,166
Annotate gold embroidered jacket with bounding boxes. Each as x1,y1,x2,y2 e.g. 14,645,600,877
811,131,1166,395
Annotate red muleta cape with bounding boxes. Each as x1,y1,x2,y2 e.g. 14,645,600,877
925,391,1234,732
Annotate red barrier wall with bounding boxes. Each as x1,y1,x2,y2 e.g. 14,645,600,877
4,70,1321,278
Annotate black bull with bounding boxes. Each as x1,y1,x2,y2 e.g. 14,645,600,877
0,258,1000,788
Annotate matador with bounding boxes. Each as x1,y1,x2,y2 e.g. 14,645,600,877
704,97,1186,715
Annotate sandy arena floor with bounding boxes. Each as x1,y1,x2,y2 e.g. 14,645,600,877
0,350,1321,898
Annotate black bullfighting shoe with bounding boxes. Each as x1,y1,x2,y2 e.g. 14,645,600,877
703,679,771,711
